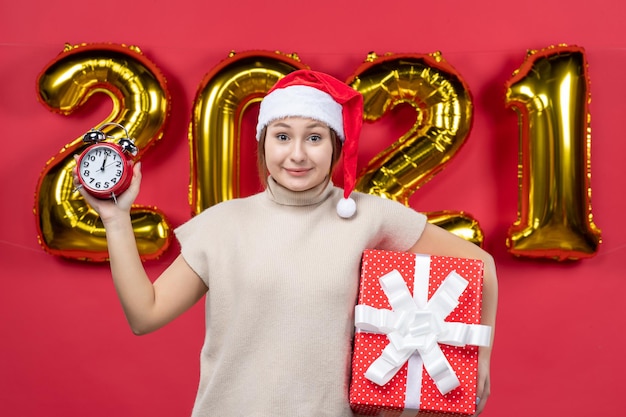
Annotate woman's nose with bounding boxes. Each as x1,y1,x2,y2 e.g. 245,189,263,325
289,140,306,161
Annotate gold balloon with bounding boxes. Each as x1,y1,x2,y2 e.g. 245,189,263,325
427,211,484,247
189,50,307,213
505,45,601,260
349,52,482,245
35,43,172,262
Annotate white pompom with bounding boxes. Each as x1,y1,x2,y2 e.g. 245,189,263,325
337,197,356,218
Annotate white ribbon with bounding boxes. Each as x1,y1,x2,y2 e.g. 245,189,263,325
355,268,492,396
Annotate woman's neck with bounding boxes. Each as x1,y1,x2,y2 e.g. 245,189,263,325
265,176,333,206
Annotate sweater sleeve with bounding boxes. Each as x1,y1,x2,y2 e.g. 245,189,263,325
173,209,214,287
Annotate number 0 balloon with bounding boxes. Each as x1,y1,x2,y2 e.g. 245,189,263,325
189,50,307,213
505,45,601,260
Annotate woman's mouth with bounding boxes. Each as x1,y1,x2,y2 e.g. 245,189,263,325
284,168,311,176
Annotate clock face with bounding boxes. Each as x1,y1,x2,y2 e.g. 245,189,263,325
78,143,129,194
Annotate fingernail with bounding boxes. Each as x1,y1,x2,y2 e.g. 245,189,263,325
475,397,481,405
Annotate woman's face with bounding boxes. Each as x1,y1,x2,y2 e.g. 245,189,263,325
264,117,334,192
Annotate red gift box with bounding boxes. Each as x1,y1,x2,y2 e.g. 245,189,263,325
349,249,491,416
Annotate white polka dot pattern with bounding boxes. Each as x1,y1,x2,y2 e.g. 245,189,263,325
349,249,484,416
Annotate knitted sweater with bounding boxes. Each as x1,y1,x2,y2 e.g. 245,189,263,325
174,177,427,417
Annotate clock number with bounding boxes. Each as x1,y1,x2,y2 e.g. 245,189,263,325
34,43,172,262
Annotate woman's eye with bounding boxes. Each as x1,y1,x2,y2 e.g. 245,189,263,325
308,134,322,142
276,133,289,141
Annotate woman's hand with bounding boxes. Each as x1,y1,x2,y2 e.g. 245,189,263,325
474,347,491,415
73,155,142,223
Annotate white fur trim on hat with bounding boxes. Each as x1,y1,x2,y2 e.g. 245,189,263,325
256,85,344,141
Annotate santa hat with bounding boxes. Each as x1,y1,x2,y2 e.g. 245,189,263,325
256,69,363,218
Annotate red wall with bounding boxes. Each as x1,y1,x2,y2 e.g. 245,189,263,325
1,1,624,416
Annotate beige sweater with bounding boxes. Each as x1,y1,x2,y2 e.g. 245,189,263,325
175,178,427,416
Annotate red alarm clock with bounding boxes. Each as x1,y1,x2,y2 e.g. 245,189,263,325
75,122,138,202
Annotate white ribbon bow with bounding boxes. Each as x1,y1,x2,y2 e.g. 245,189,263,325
355,269,492,395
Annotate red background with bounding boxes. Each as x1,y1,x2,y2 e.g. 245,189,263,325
1,1,624,416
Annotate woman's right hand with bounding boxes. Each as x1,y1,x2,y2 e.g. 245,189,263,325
73,155,142,224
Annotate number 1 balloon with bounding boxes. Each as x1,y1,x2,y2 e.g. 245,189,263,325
505,45,601,260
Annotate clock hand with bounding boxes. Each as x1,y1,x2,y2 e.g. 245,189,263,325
100,155,108,171
104,160,122,169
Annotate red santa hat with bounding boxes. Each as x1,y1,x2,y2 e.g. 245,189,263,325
256,69,363,218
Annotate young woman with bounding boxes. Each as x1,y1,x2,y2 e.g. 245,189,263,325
75,70,497,417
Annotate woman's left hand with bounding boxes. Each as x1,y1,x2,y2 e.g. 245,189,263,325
474,348,491,416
